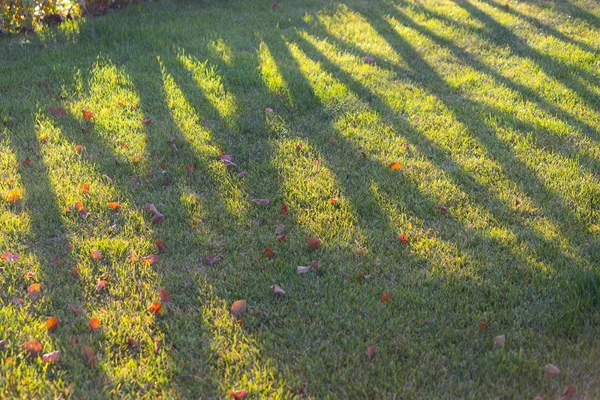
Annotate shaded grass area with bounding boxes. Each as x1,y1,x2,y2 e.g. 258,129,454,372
0,0,599,398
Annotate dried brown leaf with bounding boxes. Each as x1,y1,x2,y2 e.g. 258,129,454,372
42,350,60,363
365,344,376,360
271,284,286,296
307,237,321,249
231,300,247,316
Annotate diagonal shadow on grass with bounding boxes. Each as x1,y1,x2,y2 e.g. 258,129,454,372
118,51,299,396
391,0,600,145
480,0,600,54
299,9,600,200
550,0,600,32
3,112,113,397
349,1,596,257
287,22,589,272
451,0,600,106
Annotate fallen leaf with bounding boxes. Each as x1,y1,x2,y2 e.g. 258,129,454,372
24,271,35,278
70,267,79,277
149,302,162,314
142,254,160,266
220,154,236,167
295,142,302,151
159,289,171,303
127,337,137,347
263,248,274,258
22,157,31,166
95,280,108,294
252,199,270,206
296,266,312,274
330,198,339,205
365,344,376,360
229,390,248,400
45,317,60,331
23,340,42,357
277,234,287,241
89,317,101,331
27,283,40,299
151,212,165,224
380,292,392,303
42,350,60,363
81,345,95,367
184,165,195,172
39,133,48,142
144,203,158,214
532,397,545,400
237,170,248,177
142,118,153,125
388,162,402,170
107,202,120,211
307,237,321,249
80,183,90,193
503,3,509,11
156,241,167,252
1,251,20,262
271,284,286,296
7,189,21,203
204,255,217,265
132,154,142,163
231,300,247,316
82,109,94,120
361,151,367,158
478,322,487,331
274,224,285,235
439,206,448,214
397,234,409,244
562,386,576,398
357,273,371,280
544,364,561,377
492,335,506,346
364,56,375,64
265,108,273,114
280,203,288,214
91,250,101,261
79,208,89,218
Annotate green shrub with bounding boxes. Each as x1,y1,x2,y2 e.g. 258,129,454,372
0,0,138,33
1,0,80,33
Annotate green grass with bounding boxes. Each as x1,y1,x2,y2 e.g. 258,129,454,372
1,0,599,398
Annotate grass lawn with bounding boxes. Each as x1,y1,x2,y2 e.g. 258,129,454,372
1,0,599,397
